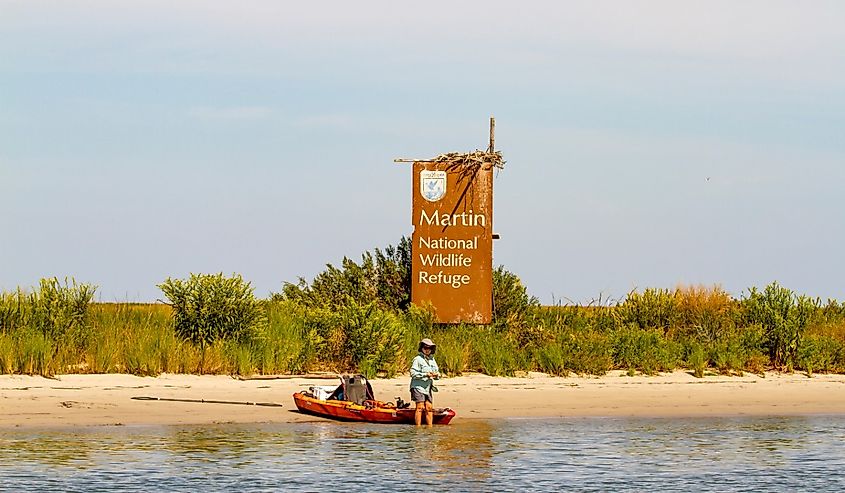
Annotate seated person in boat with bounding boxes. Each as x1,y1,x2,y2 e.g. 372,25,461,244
410,338,440,426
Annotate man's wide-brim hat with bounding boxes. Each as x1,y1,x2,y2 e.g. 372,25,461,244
419,338,436,353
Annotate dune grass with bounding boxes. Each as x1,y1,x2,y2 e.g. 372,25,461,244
2,279,845,378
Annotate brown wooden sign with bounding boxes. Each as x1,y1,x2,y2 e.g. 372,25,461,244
411,160,493,324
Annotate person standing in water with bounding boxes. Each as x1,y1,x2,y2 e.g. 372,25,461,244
410,338,440,426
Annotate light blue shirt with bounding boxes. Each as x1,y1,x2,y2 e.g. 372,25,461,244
410,353,439,395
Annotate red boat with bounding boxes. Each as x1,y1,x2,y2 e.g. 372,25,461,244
293,374,456,425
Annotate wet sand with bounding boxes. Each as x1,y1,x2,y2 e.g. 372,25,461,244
2,371,845,428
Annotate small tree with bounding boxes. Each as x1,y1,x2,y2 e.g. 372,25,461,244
159,273,263,348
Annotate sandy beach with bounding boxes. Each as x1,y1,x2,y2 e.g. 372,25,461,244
2,371,845,428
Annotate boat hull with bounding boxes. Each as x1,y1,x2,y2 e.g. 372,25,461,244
293,392,455,425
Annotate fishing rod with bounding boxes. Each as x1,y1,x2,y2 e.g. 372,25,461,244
132,396,284,407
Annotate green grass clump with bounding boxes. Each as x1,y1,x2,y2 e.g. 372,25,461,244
88,303,175,374
473,328,517,376
687,343,706,378
16,329,56,375
534,342,568,376
434,333,473,376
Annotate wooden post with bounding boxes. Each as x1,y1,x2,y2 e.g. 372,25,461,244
488,116,495,153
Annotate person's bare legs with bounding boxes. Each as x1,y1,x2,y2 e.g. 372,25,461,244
425,401,434,427
415,401,425,426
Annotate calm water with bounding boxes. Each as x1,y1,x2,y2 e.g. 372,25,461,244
2,415,844,492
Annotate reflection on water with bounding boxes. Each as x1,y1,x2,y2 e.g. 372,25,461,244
1,416,844,492
413,420,495,482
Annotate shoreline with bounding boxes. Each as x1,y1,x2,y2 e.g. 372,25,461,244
2,371,845,429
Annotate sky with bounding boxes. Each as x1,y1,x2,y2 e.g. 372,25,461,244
1,0,844,303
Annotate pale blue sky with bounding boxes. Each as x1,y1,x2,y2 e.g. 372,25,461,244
2,1,843,303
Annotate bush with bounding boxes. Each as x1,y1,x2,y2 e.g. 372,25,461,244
709,337,746,375
797,334,843,376
561,330,614,375
340,301,406,378
493,265,539,327
741,282,816,369
686,343,706,378
619,288,678,333
275,237,411,312
158,273,263,348
674,285,737,344
612,327,681,375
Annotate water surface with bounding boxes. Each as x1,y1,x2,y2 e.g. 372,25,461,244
2,415,844,491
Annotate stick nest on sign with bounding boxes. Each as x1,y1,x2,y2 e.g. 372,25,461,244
430,150,505,171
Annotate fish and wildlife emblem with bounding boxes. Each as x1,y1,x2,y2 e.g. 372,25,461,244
420,170,447,202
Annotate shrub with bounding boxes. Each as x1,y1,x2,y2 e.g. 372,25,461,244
741,282,815,369
340,301,406,378
493,265,539,327
620,288,678,333
797,334,843,376
507,323,551,349
276,237,411,312
686,343,706,378
674,285,737,344
612,327,681,375
158,273,263,348
561,330,614,375
709,337,746,375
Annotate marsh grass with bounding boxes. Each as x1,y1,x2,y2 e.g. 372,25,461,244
474,328,516,376
534,342,568,376
0,333,14,373
16,329,56,375
227,343,255,376
260,302,317,374
431,328,473,376
89,303,175,375
3,279,845,379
